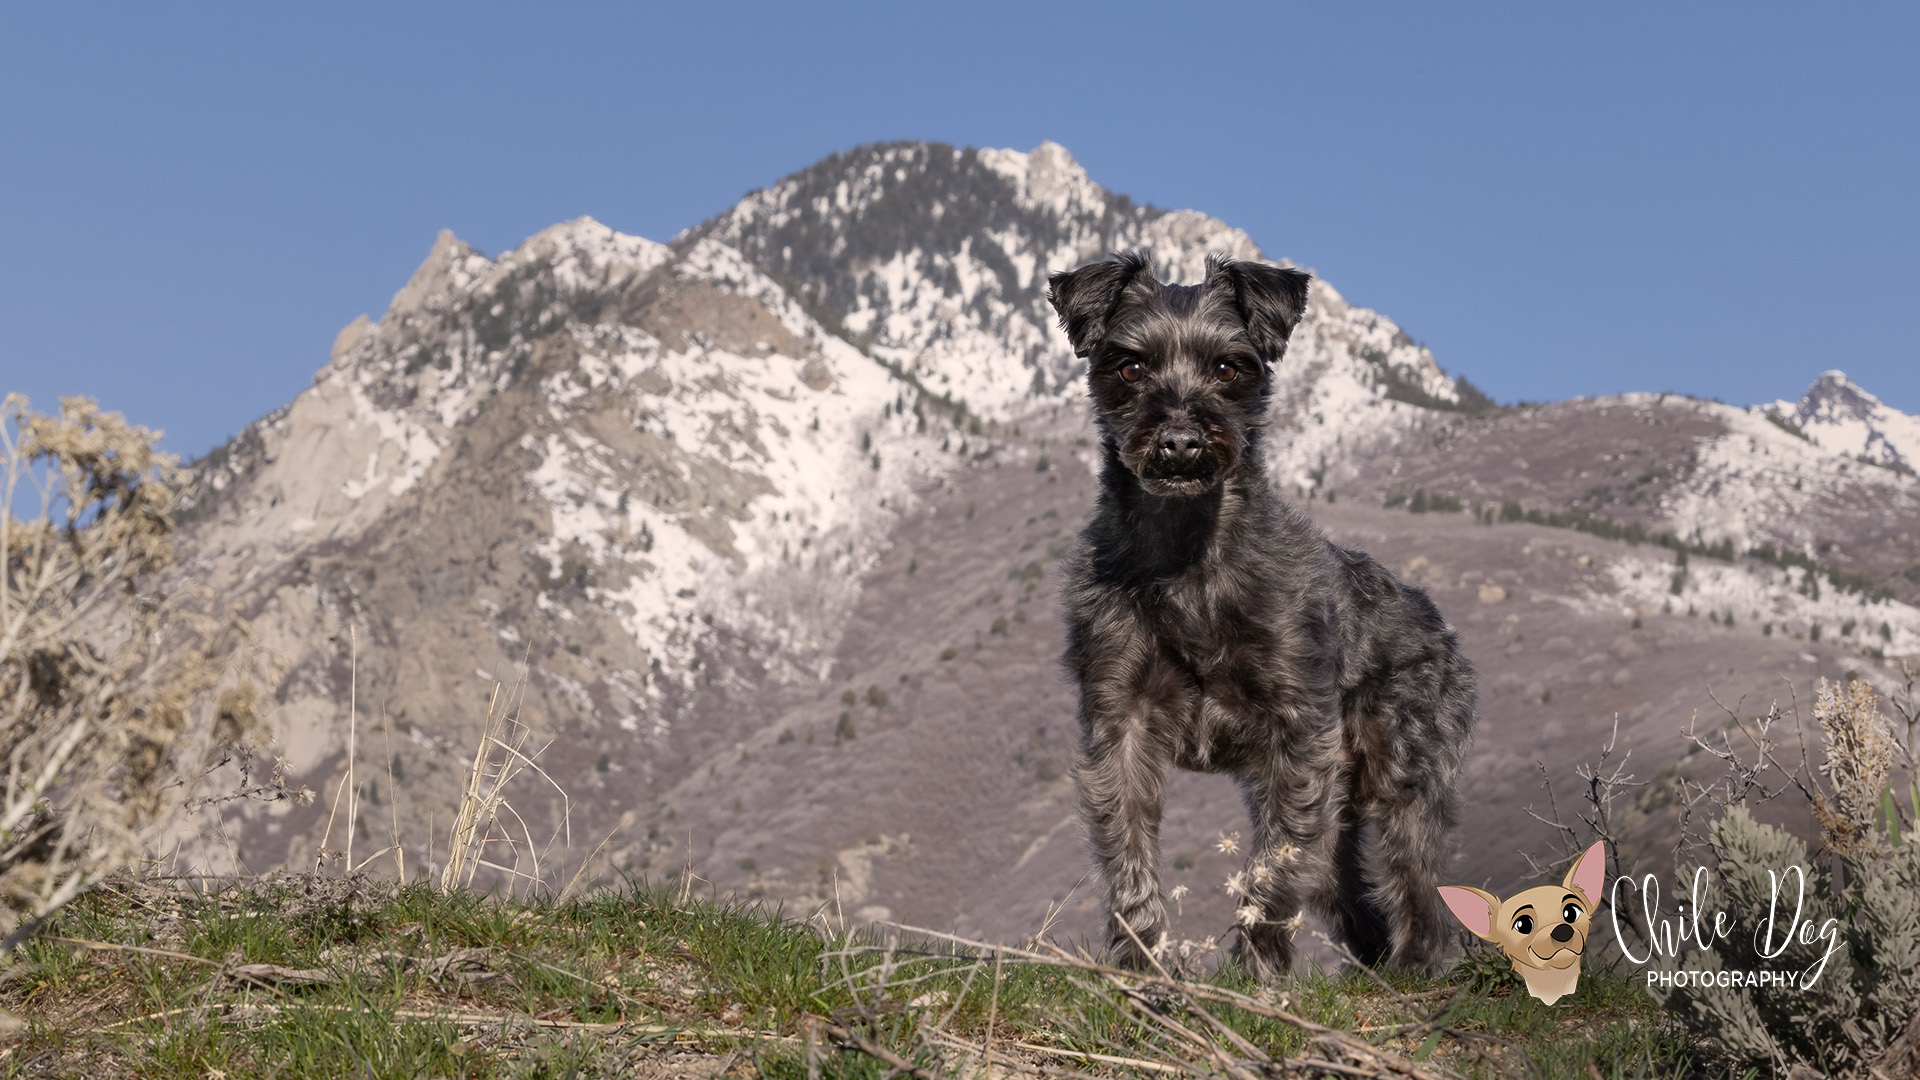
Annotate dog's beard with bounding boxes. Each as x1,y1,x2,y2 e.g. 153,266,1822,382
1125,446,1224,496
1136,474,1218,497
1121,424,1239,497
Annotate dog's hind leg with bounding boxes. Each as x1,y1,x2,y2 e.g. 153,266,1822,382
1328,795,1392,968
1370,781,1458,972
1366,661,1474,972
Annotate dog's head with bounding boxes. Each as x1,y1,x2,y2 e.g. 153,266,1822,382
1047,252,1310,497
1439,840,1605,976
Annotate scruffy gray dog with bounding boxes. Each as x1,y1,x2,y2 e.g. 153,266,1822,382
1048,252,1476,976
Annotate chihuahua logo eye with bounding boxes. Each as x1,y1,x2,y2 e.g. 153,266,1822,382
1512,914,1534,935
1119,361,1146,384
1563,903,1582,923
1214,362,1237,383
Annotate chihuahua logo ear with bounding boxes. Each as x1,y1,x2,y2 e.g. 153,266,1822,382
1565,841,1607,904
1046,251,1157,358
1437,886,1501,942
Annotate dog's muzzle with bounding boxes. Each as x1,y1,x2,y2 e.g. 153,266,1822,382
1135,424,1222,495
1156,426,1205,465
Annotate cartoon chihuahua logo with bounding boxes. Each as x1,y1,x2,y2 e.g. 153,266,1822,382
1438,840,1606,1005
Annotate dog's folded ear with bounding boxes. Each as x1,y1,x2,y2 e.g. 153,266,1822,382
1437,885,1502,942
1205,257,1312,362
1047,251,1157,357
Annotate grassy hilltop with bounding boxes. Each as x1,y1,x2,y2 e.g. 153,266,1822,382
2,874,1683,1079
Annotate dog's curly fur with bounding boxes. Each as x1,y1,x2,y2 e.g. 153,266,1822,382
1049,252,1476,975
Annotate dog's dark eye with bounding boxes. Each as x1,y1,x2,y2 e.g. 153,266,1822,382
1512,914,1534,935
1214,362,1237,383
1563,903,1582,923
1119,362,1146,384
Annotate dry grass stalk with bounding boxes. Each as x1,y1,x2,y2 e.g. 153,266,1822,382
826,924,1515,1080
346,626,358,872
438,671,572,895
314,626,357,872
91,999,780,1039
382,701,404,882
292,633,610,896
311,628,412,878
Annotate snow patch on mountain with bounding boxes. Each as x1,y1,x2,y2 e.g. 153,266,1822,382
1772,370,1920,472
183,207,970,724
1664,402,1855,551
517,239,953,696
1662,400,1919,556
339,380,442,499
190,217,689,542
1264,280,1466,487
1608,550,1920,655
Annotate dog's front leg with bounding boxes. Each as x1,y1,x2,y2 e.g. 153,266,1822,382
1233,698,1343,978
1074,706,1171,968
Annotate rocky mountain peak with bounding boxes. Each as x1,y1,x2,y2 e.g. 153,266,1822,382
1774,369,1920,471
1799,370,1879,418
977,140,1102,217
514,216,673,294
386,228,491,319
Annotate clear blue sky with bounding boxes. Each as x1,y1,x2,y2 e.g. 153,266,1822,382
4,2,1915,459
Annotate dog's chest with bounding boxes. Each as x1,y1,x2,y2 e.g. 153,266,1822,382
1142,572,1290,679
1137,580,1293,767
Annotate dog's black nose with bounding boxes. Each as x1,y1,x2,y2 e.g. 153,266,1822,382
1157,427,1204,462
1551,924,1574,942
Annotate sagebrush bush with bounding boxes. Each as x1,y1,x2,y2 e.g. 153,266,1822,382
1654,678,1920,1077
0,395,269,952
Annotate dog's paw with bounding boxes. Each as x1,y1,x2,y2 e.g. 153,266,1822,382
1229,925,1295,981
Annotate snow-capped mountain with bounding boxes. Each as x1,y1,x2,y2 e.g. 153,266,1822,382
163,141,1920,935
1771,370,1920,473
693,141,1487,486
